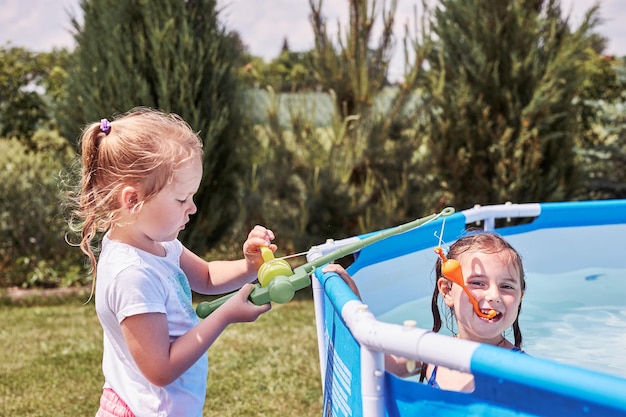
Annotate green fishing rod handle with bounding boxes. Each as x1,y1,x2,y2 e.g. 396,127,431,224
195,268,313,318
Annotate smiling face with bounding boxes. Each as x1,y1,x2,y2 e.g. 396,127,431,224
439,248,524,344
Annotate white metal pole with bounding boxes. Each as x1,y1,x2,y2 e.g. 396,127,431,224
311,273,328,390
360,344,386,417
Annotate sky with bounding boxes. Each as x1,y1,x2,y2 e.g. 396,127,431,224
1,0,625,81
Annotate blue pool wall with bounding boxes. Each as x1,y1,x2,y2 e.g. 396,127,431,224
313,199,626,417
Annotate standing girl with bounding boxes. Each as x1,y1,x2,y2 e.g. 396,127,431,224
70,108,274,416
323,231,526,392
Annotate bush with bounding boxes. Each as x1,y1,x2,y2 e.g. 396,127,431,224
0,131,87,288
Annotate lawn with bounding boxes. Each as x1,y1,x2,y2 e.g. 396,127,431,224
0,295,322,417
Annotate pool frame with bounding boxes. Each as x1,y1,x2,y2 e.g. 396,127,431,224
308,200,626,417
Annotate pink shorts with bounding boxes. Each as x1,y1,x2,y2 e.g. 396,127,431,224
95,388,135,417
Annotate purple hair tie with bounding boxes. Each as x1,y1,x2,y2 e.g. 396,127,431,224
100,118,111,135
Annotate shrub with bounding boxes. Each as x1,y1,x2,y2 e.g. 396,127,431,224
0,131,87,288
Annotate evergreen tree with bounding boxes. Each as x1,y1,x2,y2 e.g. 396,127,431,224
577,57,626,200
304,0,436,234
309,0,395,118
61,0,246,252
418,0,604,210
281,37,290,55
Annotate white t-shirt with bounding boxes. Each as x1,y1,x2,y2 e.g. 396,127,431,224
95,236,208,417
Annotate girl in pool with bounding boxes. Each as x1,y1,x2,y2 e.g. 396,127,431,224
70,108,274,416
323,231,526,392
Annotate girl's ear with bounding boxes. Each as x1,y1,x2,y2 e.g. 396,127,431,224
437,277,454,307
120,186,139,212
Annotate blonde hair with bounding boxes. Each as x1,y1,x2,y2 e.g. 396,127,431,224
69,107,203,287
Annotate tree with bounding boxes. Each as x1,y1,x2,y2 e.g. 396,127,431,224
0,46,69,142
303,0,437,233
576,56,626,199
417,0,606,210
236,0,438,249
61,0,247,253
235,46,319,92
309,0,396,118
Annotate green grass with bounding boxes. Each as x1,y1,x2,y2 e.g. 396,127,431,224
0,296,322,417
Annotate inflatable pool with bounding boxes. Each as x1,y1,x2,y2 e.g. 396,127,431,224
308,200,626,417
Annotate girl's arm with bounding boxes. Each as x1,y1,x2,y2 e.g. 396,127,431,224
183,225,277,294
121,283,270,386
385,354,422,378
321,264,361,298
120,226,275,386
321,264,423,378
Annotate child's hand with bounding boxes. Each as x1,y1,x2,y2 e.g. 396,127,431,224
322,264,361,298
221,283,271,323
242,225,277,270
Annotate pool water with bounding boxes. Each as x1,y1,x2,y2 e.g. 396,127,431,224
378,266,626,379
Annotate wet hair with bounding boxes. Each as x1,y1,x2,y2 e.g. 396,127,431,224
68,108,203,284
418,231,526,382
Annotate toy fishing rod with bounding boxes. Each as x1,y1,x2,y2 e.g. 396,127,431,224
196,207,455,318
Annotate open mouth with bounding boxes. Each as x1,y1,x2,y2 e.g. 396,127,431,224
479,309,501,321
